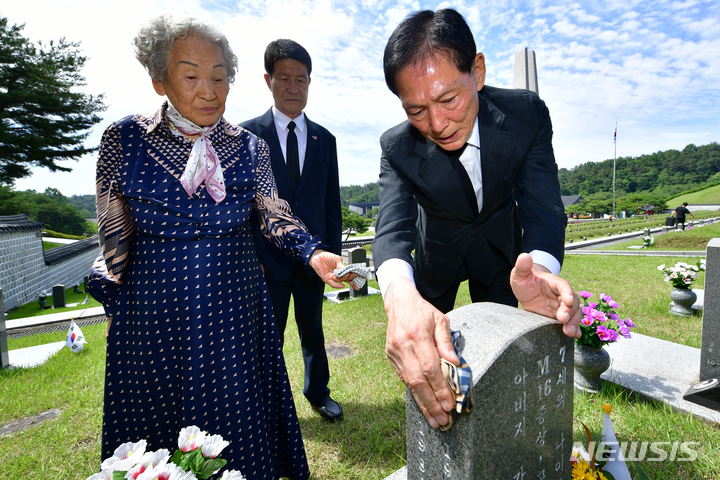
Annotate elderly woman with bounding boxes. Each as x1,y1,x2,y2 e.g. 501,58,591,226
88,15,350,480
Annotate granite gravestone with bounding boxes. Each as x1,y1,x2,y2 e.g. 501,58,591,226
52,284,66,308
0,288,8,369
347,247,369,298
384,303,574,480
684,238,720,409
700,238,720,381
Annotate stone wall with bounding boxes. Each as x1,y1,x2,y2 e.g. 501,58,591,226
0,215,99,311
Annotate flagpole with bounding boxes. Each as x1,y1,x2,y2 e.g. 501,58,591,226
613,122,617,220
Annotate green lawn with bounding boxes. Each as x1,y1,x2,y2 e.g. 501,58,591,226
564,211,718,243
2,257,719,479
594,221,720,252
673,184,720,205
6,285,101,320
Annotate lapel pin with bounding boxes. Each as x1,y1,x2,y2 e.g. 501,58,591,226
312,135,317,140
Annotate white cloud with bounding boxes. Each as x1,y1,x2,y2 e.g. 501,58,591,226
3,0,719,196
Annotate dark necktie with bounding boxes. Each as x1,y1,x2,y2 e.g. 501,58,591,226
447,145,479,217
286,121,300,189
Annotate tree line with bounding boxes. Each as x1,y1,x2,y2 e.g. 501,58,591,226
559,142,720,198
0,187,96,236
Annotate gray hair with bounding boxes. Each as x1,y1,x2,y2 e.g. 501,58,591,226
133,15,238,83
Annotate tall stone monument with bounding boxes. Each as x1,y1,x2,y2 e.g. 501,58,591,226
385,303,574,479
513,47,539,95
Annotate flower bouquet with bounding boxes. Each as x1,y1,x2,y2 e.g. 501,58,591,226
86,426,245,480
657,260,705,289
577,292,635,349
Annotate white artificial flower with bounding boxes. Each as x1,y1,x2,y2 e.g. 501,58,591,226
657,264,665,271
101,439,147,471
125,449,170,479
136,463,197,480
85,471,113,480
178,426,206,453
202,434,230,459
219,470,247,480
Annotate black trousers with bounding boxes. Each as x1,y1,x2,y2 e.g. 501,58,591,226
265,263,330,404
421,250,518,315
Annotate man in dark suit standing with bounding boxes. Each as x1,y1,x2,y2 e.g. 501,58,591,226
372,9,582,430
241,39,343,422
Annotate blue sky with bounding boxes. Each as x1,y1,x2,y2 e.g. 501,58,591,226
4,0,719,196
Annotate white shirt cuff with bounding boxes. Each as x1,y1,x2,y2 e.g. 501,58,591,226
376,258,415,299
528,250,561,276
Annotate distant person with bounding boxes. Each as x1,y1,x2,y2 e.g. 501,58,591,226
240,40,344,422
672,202,694,230
87,15,355,479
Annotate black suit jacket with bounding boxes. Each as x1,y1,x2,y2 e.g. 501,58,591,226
241,108,342,281
372,86,567,298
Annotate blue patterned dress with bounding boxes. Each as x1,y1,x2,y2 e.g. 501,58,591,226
88,102,317,479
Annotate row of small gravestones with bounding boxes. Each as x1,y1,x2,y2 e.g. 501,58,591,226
566,219,716,243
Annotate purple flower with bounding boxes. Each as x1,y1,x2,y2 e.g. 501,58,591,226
608,300,619,309
618,324,632,339
625,318,636,328
596,325,618,342
579,291,593,299
600,293,611,303
609,313,619,321
588,302,598,309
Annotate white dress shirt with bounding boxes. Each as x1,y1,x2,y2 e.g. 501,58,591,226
272,106,308,173
376,117,561,298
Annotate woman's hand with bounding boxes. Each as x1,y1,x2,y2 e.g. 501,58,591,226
309,249,358,288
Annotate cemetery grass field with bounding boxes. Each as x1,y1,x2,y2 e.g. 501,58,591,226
563,211,718,243
600,221,720,251
2,256,720,479
5,285,102,320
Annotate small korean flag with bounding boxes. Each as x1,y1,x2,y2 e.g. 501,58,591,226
65,319,87,353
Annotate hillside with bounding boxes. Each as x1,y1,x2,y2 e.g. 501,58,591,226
558,142,720,197
671,184,720,206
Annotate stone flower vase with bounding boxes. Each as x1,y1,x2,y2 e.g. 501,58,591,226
574,343,610,393
670,287,696,317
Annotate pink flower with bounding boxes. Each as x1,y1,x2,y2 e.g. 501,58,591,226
579,291,593,299
581,316,594,327
625,318,636,328
178,426,205,453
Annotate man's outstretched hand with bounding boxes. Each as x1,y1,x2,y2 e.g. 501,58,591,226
510,253,582,338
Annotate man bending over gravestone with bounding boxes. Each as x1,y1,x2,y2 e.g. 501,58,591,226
372,8,583,430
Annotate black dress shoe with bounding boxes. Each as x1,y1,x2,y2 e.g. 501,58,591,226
312,396,344,422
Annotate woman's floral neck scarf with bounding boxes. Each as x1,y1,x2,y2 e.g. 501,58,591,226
166,104,226,204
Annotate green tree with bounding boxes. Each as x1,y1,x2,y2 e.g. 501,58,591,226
341,206,370,240
0,17,106,185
